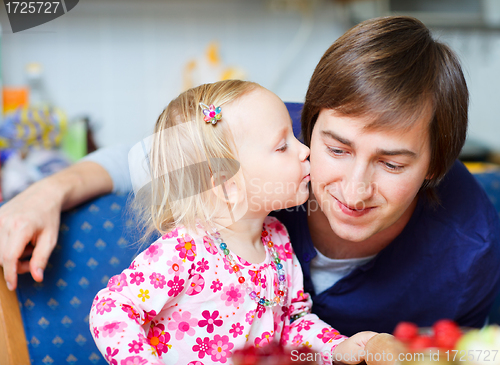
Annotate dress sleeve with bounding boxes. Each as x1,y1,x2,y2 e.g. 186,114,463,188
82,143,133,194
89,234,193,364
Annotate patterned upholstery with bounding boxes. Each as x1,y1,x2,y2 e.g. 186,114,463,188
15,192,147,364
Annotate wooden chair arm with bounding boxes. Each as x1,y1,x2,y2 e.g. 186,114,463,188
0,275,30,365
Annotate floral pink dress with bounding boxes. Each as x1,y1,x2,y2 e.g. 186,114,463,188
89,216,346,365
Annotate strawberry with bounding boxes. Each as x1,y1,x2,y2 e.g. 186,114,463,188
433,319,460,335
394,322,419,342
408,335,434,351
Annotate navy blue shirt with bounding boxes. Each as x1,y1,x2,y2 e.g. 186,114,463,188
274,103,500,336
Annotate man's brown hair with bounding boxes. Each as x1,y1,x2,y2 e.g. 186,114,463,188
301,16,468,203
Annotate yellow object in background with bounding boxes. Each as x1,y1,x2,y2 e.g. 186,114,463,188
3,87,29,115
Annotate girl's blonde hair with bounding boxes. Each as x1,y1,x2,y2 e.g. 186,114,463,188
133,80,259,241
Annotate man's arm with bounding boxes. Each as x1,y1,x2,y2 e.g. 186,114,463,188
0,161,113,291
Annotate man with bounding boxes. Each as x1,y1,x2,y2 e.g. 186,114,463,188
1,16,499,336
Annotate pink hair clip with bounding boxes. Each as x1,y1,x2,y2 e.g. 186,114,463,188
200,103,222,125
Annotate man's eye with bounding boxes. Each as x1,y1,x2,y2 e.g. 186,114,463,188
277,143,288,152
383,162,404,172
327,147,345,156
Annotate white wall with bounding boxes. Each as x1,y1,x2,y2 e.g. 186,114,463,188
1,0,499,150
0,0,348,147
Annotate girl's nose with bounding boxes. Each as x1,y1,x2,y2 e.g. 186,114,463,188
299,142,310,162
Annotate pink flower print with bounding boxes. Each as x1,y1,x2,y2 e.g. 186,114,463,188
144,243,163,263
186,274,205,296
223,257,237,274
143,309,157,325
269,219,287,236
254,331,273,348
192,337,211,359
317,328,345,343
167,311,198,340
149,272,166,289
188,263,196,279
147,322,171,357
167,256,185,275
187,362,204,365
101,321,128,338
196,258,209,273
167,276,185,297
93,327,99,339
256,303,266,319
128,339,143,354
120,356,148,365
121,304,141,325
176,234,197,261
92,294,99,307
245,310,255,325
107,273,128,292
248,270,261,286
129,272,144,286
208,335,234,363
295,319,313,332
221,283,244,307
210,279,223,292
198,310,223,333
280,306,289,322
162,228,178,240
281,325,291,343
95,298,116,315
105,347,119,365
275,242,293,261
292,333,303,346
229,322,244,338
203,235,218,255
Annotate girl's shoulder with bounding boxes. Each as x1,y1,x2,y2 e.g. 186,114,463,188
263,216,290,242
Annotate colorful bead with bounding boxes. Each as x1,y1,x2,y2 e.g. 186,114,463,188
210,227,286,308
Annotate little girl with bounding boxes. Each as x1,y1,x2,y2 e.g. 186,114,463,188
89,80,376,365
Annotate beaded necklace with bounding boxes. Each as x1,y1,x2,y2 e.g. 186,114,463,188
210,229,287,307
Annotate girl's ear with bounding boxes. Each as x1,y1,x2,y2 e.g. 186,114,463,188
211,172,245,206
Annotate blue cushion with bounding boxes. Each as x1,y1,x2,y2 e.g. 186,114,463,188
16,192,143,364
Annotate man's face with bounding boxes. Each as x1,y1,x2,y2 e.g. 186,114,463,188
309,109,432,243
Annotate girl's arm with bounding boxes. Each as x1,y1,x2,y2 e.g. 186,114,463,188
89,237,188,364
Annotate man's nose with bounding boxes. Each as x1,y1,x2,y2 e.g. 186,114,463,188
342,161,375,207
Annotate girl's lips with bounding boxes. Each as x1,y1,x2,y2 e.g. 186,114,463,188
335,197,374,217
303,174,310,182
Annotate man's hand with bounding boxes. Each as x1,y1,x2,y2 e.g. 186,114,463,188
0,178,63,290
0,161,114,291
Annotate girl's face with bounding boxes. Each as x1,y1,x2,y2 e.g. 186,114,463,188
224,87,310,215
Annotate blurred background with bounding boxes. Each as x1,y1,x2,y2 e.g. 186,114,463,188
0,0,499,199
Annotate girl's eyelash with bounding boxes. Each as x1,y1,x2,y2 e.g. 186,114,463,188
277,143,288,152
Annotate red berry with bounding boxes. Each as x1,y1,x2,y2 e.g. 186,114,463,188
433,319,459,335
394,322,419,342
409,335,434,351
434,328,462,349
